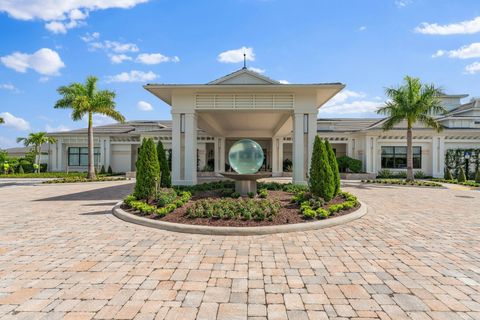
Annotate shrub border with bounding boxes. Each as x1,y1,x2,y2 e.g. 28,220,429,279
112,201,367,236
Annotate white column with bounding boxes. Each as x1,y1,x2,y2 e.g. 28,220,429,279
365,136,373,173
184,113,197,185
214,137,220,173
432,136,438,177
171,113,181,184
293,113,306,184
198,143,206,171
307,112,317,171
438,136,445,178
278,139,284,175
219,138,226,173
105,138,111,170
272,137,278,175
57,139,63,172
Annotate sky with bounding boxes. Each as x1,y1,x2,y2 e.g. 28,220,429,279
1,0,479,148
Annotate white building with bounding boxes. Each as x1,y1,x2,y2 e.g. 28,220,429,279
18,68,480,184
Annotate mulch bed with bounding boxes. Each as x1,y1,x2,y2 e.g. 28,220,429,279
122,190,359,227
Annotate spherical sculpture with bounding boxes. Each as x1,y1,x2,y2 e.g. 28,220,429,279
228,139,264,174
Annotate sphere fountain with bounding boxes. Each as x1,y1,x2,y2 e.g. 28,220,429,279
220,139,272,195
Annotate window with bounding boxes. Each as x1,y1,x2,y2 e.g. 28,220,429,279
68,147,100,166
381,146,421,169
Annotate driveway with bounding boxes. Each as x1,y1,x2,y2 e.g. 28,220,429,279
0,181,479,319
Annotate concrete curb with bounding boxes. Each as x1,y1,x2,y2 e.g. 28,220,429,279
112,201,367,236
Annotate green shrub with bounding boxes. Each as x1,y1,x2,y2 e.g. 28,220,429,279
414,171,426,179
99,165,106,174
336,156,362,173
458,167,467,182
107,165,113,174
377,169,392,178
316,208,329,219
157,140,171,187
134,138,160,201
258,188,268,198
325,140,340,196
328,204,344,214
247,192,255,198
220,188,234,198
303,208,317,219
231,192,241,198
309,136,335,201
18,165,24,174
476,169,480,183
444,167,453,180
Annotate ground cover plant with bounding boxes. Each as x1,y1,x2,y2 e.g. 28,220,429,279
362,179,442,187
44,176,127,184
432,178,480,188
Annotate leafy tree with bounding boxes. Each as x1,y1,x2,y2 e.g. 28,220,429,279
377,76,445,181
55,76,125,179
458,167,467,182
157,140,171,187
325,140,340,195
16,132,56,173
444,167,453,180
0,117,4,124
134,138,160,201
309,136,335,201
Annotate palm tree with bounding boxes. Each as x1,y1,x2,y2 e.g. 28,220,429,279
55,76,125,179
377,76,446,181
17,132,57,173
0,117,4,124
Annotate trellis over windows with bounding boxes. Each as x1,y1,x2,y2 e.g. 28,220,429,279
68,147,100,166
381,146,422,169
445,148,480,176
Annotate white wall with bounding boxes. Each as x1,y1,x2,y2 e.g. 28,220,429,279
111,144,132,173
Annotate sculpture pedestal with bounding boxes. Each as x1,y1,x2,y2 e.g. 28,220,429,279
220,172,272,196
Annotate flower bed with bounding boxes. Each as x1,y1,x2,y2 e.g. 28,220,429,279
362,179,442,187
43,176,127,184
431,178,480,188
121,182,360,227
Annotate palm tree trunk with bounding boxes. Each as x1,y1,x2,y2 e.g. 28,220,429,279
35,145,40,173
87,112,96,180
406,125,414,181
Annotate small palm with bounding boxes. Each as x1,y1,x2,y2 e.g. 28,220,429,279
17,132,57,173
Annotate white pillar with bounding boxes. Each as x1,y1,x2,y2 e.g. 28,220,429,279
171,113,181,185
214,137,220,173
365,136,373,173
219,138,226,173
184,113,197,185
272,137,280,176
435,136,445,178
278,139,284,175
293,113,306,184
198,143,206,171
307,112,317,171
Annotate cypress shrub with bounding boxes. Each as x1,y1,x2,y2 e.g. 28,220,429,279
458,167,466,182
157,140,171,187
444,167,453,180
100,165,106,174
475,168,480,183
134,138,160,201
107,165,113,174
325,140,340,196
309,136,335,201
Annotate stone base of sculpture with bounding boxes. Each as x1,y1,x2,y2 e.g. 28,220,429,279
220,172,272,196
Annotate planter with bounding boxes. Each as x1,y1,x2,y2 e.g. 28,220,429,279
340,172,376,180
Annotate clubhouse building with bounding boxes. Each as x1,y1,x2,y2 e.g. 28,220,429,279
16,69,480,184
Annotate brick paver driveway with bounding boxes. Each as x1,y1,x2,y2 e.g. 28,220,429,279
0,181,479,320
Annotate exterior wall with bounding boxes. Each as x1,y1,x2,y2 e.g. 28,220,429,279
111,144,132,173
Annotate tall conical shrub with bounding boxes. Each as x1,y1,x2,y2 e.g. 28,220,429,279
475,168,480,183
444,167,453,180
325,140,340,196
458,167,466,182
134,138,159,201
157,140,171,187
309,136,335,201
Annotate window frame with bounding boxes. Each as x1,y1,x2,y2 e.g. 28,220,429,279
381,146,422,169
68,147,101,166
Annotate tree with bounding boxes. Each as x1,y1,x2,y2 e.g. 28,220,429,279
325,140,340,196
309,136,335,201
157,140,171,187
55,76,125,179
475,168,480,183
458,167,467,182
0,117,4,124
134,138,160,201
444,167,453,180
377,76,445,181
16,132,56,173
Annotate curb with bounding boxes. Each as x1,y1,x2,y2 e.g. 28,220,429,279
112,201,367,236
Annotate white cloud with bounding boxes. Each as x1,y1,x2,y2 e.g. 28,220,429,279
358,26,367,31
38,76,49,83
248,67,265,74
106,70,158,83
320,90,383,117
0,1,149,34
465,62,480,74
278,80,290,84
0,112,30,130
433,43,480,59
137,100,153,111
218,46,255,63
92,114,117,126
395,0,411,7
415,16,480,35
89,40,139,53
110,54,132,64
80,32,100,42
1,48,65,76
136,53,179,64
0,83,17,91
45,124,70,132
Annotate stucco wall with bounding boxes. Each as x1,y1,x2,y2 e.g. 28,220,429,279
111,144,132,173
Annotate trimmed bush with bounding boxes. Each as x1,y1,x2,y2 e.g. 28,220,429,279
134,138,160,201
157,140,171,187
325,140,340,196
107,165,113,174
99,165,106,174
309,136,335,201
444,167,453,180
337,156,362,173
458,167,467,182
476,168,480,183
18,165,24,174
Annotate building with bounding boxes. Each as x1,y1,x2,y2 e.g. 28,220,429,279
9,68,480,184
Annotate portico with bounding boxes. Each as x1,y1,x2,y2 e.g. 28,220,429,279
145,68,344,185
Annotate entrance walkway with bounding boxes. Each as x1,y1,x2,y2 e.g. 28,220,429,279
0,181,479,319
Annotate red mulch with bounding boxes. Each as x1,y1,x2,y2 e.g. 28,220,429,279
122,190,359,227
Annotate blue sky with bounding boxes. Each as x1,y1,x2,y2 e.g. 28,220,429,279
1,0,479,148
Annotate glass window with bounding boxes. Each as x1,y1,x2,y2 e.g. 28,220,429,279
68,147,100,166
381,146,421,169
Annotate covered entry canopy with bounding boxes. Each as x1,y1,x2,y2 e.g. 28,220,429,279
144,68,344,185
